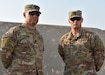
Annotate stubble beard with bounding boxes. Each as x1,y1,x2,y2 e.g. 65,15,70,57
30,20,37,26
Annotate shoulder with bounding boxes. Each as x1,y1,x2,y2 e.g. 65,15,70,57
6,25,24,33
1,26,17,37
82,29,98,38
82,29,102,43
12,25,26,31
59,32,70,45
59,33,69,40
82,29,95,35
2,25,24,38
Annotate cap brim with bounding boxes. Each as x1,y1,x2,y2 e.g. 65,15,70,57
27,10,41,14
70,15,81,18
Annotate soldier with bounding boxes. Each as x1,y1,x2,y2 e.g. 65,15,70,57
1,4,44,75
58,10,105,75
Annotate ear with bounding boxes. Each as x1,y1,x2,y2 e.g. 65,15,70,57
68,19,70,23
68,19,71,23
23,12,26,17
81,18,83,23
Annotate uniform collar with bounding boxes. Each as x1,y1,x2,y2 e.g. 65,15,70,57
67,29,83,40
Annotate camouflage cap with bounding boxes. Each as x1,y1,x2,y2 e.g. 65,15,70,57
68,10,82,19
24,4,41,14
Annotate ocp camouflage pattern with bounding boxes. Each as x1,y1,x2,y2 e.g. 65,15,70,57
58,29,105,75
1,25,44,75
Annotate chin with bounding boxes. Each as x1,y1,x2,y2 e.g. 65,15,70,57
74,26,81,29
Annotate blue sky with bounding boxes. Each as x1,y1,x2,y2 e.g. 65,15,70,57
0,0,105,30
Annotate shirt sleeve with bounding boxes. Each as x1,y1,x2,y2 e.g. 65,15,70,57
35,35,44,75
58,37,65,62
1,28,17,69
92,35,105,71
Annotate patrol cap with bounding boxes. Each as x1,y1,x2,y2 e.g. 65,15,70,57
24,4,41,14
68,10,82,19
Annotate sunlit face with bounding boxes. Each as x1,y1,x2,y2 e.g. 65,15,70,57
68,17,83,29
23,11,40,26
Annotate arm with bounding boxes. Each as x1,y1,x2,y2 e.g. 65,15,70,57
58,39,65,62
35,35,44,75
93,35,105,71
1,28,16,69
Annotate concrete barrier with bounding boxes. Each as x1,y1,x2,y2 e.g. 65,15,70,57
0,21,105,75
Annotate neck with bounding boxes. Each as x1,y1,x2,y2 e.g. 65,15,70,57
71,28,81,36
23,23,36,29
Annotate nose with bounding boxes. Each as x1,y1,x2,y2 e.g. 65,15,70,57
73,20,78,22
32,15,38,17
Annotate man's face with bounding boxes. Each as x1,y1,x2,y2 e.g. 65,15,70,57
68,17,83,29
24,11,40,26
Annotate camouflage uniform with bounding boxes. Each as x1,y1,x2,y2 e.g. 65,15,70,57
1,25,44,75
58,29,104,75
